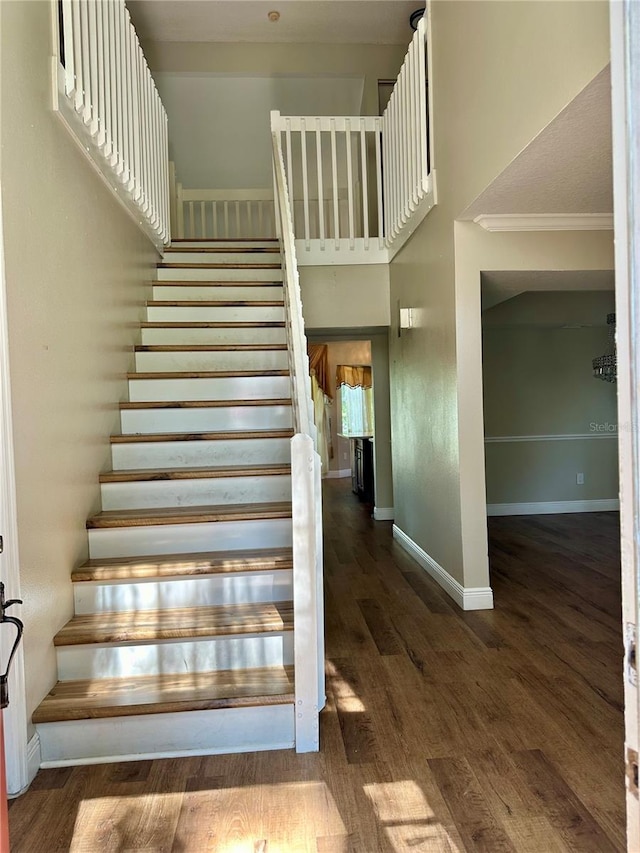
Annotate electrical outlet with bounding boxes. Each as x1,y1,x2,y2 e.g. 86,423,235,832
577,472,585,485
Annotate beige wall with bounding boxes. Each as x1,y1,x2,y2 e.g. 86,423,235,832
389,0,610,591
300,264,390,329
1,1,158,726
142,42,407,117
483,292,618,504
432,0,610,214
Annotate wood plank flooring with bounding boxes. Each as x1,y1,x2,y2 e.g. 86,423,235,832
9,479,625,852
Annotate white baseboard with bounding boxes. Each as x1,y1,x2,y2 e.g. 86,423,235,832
8,733,41,798
487,498,620,516
373,506,395,521
392,525,493,611
326,468,351,480
27,733,41,785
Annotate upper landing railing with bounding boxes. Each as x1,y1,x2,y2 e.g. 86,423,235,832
271,14,435,263
53,0,170,250
170,13,434,264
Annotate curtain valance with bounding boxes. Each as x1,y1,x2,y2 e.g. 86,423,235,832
336,364,372,390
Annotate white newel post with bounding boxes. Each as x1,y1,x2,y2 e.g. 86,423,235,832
291,433,322,753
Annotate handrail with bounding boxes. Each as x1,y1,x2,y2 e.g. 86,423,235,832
271,120,325,753
271,125,315,439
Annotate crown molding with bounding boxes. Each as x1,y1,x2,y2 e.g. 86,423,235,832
473,213,614,232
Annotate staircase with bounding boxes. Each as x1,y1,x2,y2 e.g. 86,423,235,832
33,239,316,766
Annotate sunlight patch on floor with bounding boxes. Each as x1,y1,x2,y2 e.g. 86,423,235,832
363,780,464,852
326,659,366,713
70,781,346,852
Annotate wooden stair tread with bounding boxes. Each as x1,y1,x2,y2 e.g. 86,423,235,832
147,300,284,308
140,321,285,329
87,501,293,529
127,369,289,379
154,280,282,286
111,428,293,443
158,263,281,270
32,665,295,723
100,463,291,483
169,238,279,243
165,247,281,254
53,601,294,646
134,344,287,352
73,547,294,582
120,398,292,410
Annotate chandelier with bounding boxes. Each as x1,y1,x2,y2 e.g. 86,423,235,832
592,313,617,382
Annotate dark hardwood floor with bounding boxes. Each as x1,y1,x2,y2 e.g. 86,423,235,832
9,479,625,852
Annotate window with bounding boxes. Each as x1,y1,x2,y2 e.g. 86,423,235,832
337,365,374,437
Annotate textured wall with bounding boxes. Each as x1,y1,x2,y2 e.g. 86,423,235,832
1,1,158,729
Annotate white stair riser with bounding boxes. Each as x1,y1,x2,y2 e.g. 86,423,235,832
73,570,293,614
128,375,290,402
156,267,281,282
162,252,281,265
140,326,286,346
100,474,292,511
134,349,289,373
88,518,293,559
152,284,283,302
56,632,294,680
36,705,294,766
111,437,292,470
120,404,293,434
146,305,284,323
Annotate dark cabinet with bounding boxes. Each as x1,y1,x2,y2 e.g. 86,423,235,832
351,438,374,503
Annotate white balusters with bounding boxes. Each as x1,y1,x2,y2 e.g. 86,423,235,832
55,0,169,245
379,14,432,245
315,119,325,248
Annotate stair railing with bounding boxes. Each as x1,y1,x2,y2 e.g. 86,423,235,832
271,122,325,753
53,0,170,249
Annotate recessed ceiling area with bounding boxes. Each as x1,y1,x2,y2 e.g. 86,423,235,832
463,65,612,221
481,270,615,313
481,287,616,330
127,1,420,45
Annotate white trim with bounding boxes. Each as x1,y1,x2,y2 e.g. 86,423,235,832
52,61,165,253
373,506,395,521
7,735,40,799
487,499,620,516
26,734,41,788
485,431,618,443
473,213,614,232
0,182,29,797
326,468,351,480
295,238,389,266
386,180,437,260
392,524,494,611
610,0,640,842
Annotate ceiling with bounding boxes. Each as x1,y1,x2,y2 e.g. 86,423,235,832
481,270,615,313
463,65,612,220
482,287,616,329
126,1,420,45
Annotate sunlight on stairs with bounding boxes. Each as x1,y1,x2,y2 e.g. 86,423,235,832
33,239,301,766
